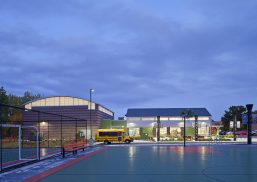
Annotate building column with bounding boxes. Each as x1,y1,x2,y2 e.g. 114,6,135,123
152,127,156,137
139,127,143,136
157,116,160,142
195,115,198,141
167,127,171,136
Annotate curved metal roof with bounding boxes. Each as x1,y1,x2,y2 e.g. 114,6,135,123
22,96,114,115
22,96,92,106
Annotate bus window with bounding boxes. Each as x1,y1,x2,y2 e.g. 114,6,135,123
99,132,119,137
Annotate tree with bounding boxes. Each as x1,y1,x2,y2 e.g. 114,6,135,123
181,109,194,118
0,87,42,137
7,94,23,122
11,91,41,122
1,87,42,123
253,110,257,114
8,94,22,106
0,86,8,104
21,91,41,104
221,106,246,131
0,86,9,121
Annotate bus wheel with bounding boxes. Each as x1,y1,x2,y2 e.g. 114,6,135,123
125,140,131,144
104,140,109,145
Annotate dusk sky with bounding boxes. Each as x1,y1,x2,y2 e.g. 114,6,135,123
0,0,256,120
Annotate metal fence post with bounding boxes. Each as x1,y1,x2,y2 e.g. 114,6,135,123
75,119,77,143
37,112,41,160
61,116,63,157
86,120,87,144
48,120,50,148
0,104,3,171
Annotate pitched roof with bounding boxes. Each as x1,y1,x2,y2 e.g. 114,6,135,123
126,108,211,117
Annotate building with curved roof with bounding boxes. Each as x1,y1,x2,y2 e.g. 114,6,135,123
23,96,113,117
22,96,114,141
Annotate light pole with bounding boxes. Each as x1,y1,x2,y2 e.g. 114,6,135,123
183,116,186,147
89,89,94,139
180,109,194,147
246,104,253,145
233,114,236,141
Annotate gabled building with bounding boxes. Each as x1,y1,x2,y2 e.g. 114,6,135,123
125,108,212,140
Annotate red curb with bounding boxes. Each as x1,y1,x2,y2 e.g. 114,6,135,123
24,147,108,182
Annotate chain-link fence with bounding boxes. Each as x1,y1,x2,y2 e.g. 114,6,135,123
0,103,88,171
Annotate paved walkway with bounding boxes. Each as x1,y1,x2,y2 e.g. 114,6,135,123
0,146,102,182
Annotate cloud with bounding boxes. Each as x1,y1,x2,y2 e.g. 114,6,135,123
0,0,257,119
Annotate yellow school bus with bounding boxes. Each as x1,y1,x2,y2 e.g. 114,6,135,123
95,129,133,144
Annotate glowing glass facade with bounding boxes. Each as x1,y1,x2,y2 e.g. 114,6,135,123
126,108,212,139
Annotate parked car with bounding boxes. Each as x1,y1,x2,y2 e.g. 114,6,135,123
251,130,257,136
235,131,240,135
226,131,233,135
219,131,226,135
238,130,247,135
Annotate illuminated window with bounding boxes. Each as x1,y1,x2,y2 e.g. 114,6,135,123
160,127,167,135
198,127,209,135
74,98,79,105
88,102,95,110
198,117,210,120
170,127,181,135
201,122,207,127
40,99,46,106
129,128,140,136
25,103,32,109
178,122,184,127
64,97,73,106
43,97,51,106
98,106,113,116
169,117,184,121
78,99,87,105
32,100,41,107
24,97,112,113
59,97,65,106
127,117,141,121
142,117,156,121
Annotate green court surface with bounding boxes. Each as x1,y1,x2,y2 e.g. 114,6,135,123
40,145,257,182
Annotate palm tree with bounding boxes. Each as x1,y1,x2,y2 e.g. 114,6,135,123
181,109,194,147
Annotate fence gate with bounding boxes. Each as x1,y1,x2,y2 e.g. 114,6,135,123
0,124,39,171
